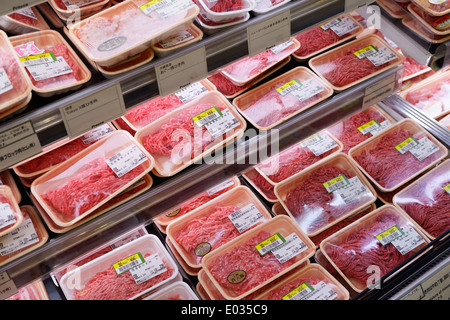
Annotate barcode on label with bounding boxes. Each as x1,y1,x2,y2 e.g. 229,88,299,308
0,67,13,95
228,203,264,233
323,174,350,193
255,233,286,256
376,225,404,246
0,204,15,229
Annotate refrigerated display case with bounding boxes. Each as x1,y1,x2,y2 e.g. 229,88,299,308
0,0,448,302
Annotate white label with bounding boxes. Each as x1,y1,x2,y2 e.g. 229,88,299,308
271,233,308,264
205,109,240,139
0,203,15,230
105,145,147,178
270,40,294,55
300,133,338,156
323,17,359,37
376,225,404,246
323,174,350,193
159,30,194,49
60,83,126,138
207,179,234,195
109,230,144,250
0,67,13,95
0,216,39,256
26,56,73,82
175,82,207,104
155,46,208,97
140,0,195,19
391,225,426,255
293,79,324,102
367,46,398,67
367,119,391,136
0,121,42,171
80,124,113,144
409,137,439,162
228,203,265,233
335,176,371,205
247,10,291,57
130,253,167,285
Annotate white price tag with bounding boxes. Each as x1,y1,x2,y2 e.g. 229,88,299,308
205,109,240,139
366,46,398,67
0,67,13,95
409,137,439,161
285,281,338,300
322,17,359,37
174,81,208,104
0,216,39,256
271,233,308,264
105,145,147,178
0,203,15,230
60,83,126,138
300,133,338,156
276,79,324,102
335,176,372,205
270,40,294,55
80,124,113,144
391,225,426,255
228,203,265,233
26,56,73,82
247,10,291,57
140,0,195,19
130,253,167,285
0,121,42,171
155,46,208,97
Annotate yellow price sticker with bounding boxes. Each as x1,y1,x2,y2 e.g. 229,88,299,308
254,233,286,256
443,183,450,194
395,137,419,154
354,45,378,58
192,106,222,127
282,282,314,300
140,0,162,12
322,174,349,193
357,120,380,134
112,252,145,275
375,225,404,246
19,52,56,65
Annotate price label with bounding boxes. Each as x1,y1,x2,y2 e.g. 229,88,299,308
323,174,350,193
155,46,208,97
228,203,265,233
60,83,126,138
130,253,167,285
105,144,147,178
113,252,145,275
0,121,42,171
0,67,13,95
255,233,286,256
247,10,291,57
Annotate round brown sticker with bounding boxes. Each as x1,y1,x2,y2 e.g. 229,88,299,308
166,208,181,217
227,270,247,284
194,242,211,257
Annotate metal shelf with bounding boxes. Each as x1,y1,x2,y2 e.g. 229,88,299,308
0,65,405,291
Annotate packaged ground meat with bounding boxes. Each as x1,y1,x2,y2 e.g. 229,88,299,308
232,66,333,129
0,30,31,114
255,130,343,184
6,280,49,300
327,104,396,154
31,174,152,233
10,30,91,97
68,0,199,67
143,281,199,300
408,3,450,35
243,168,278,202
0,205,48,267
400,70,450,119
195,9,250,35
349,119,448,192
320,205,430,293
411,0,450,16
196,0,255,23
166,186,273,268
13,123,115,179
201,215,315,300
402,14,450,43
274,153,377,237
166,237,201,276
292,14,363,61
0,6,50,34
393,159,450,239
60,234,179,300
208,56,290,99
309,34,403,91
154,176,240,230
376,0,408,19
49,0,110,19
220,39,300,86
123,79,216,131
31,131,154,228
254,263,349,300
0,186,23,237
135,91,246,177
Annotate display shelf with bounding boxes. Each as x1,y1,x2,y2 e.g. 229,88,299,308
0,65,405,292
0,0,350,152
357,4,450,71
